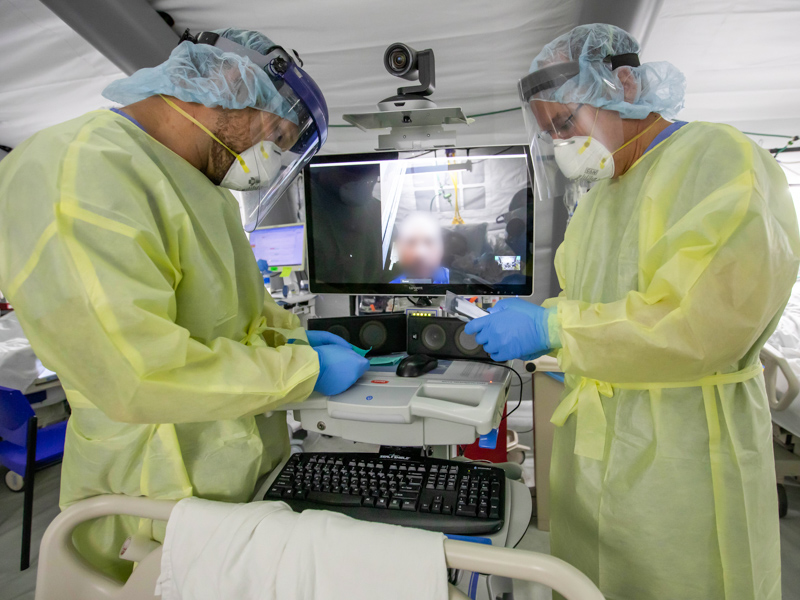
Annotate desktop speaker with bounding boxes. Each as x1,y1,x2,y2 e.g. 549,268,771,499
406,316,492,361
307,313,407,356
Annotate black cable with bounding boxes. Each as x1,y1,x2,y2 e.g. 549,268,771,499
769,136,799,156
409,296,434,307
0,145,12,154
513,532,526,549
459,359,524,420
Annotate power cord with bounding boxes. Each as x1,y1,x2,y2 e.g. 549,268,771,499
459,359,524,420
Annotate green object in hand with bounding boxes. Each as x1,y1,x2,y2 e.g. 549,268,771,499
349,344,371,357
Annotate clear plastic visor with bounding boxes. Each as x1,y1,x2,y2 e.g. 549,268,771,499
518,80,611,220
236,83,322,231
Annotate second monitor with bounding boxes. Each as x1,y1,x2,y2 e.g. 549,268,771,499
304,146,534,296
249,223,306,271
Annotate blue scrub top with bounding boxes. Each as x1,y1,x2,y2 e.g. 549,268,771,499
644,120,688,154
109,108,146,132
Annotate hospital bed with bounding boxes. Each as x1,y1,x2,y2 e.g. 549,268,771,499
34,495,604,600
760,342,800,517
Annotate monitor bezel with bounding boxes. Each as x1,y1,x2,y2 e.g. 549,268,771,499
249,222,306,269
304,146,535,296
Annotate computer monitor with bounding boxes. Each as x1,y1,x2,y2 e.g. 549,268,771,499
304,146,534,296
249,223,306,270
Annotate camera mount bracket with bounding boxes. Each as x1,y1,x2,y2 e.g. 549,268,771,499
342,107,472,151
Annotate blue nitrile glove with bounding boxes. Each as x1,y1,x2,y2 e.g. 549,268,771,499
257,259,270,285
465,298,555,362
313,344,370,396
306,330,352,349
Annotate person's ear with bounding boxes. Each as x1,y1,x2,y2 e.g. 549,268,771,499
616,67,638,103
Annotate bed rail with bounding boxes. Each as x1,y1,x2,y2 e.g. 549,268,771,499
35,495,604,600
761,343,800,411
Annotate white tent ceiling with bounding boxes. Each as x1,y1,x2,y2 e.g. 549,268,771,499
1,0,798,155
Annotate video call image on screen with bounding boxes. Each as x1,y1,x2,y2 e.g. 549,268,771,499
307,149,532,290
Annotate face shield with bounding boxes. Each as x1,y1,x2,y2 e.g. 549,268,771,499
519,57,669,219
519,63,622,214
191,32,329,231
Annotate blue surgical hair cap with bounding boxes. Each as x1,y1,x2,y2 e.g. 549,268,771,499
528,24,686,120
102,28,295,120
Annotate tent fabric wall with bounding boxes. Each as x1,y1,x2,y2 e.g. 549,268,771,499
1,0,798,304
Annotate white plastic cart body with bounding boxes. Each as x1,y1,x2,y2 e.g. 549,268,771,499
34,495,604,600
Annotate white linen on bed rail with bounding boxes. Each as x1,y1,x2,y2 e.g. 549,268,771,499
155,497,449,600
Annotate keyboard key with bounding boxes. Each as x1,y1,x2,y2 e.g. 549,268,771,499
420,500,431,513
478,508,489,518
306,491,363,506
393,491,419,501
402,500,417,511
362,497,376,507
389,498,402,510
442,503,453,515
456,504,478,517
376,497,389,508
489,508,500,519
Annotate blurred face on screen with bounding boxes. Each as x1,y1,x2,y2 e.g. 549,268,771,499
396,213,445,280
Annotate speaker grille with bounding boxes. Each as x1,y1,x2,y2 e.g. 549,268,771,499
421,323,447,351
407,316,492,361
307,314,407,356
328,325,351,343
360,321,388,348
455,324,482,355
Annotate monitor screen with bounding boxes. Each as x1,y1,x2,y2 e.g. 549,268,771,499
249,223,306,268
305,146,534,296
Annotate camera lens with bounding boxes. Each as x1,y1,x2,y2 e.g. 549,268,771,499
384,43,418,79
389,49,408,72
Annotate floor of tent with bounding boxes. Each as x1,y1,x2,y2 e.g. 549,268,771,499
2,460,799,600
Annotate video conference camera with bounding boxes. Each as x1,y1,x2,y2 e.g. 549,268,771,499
379,43,436,110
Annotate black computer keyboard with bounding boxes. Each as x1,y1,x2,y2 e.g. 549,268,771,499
264,452,506,535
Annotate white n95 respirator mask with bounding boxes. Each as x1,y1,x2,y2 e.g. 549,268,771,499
553,136,614,182
219,141,283,191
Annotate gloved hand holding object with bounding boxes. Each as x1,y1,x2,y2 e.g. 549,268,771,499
306,330,352,349
313,344,370,396
465,298,556,361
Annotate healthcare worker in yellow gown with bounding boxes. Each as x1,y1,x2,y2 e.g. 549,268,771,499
0,29,368,580
468,25,800,600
